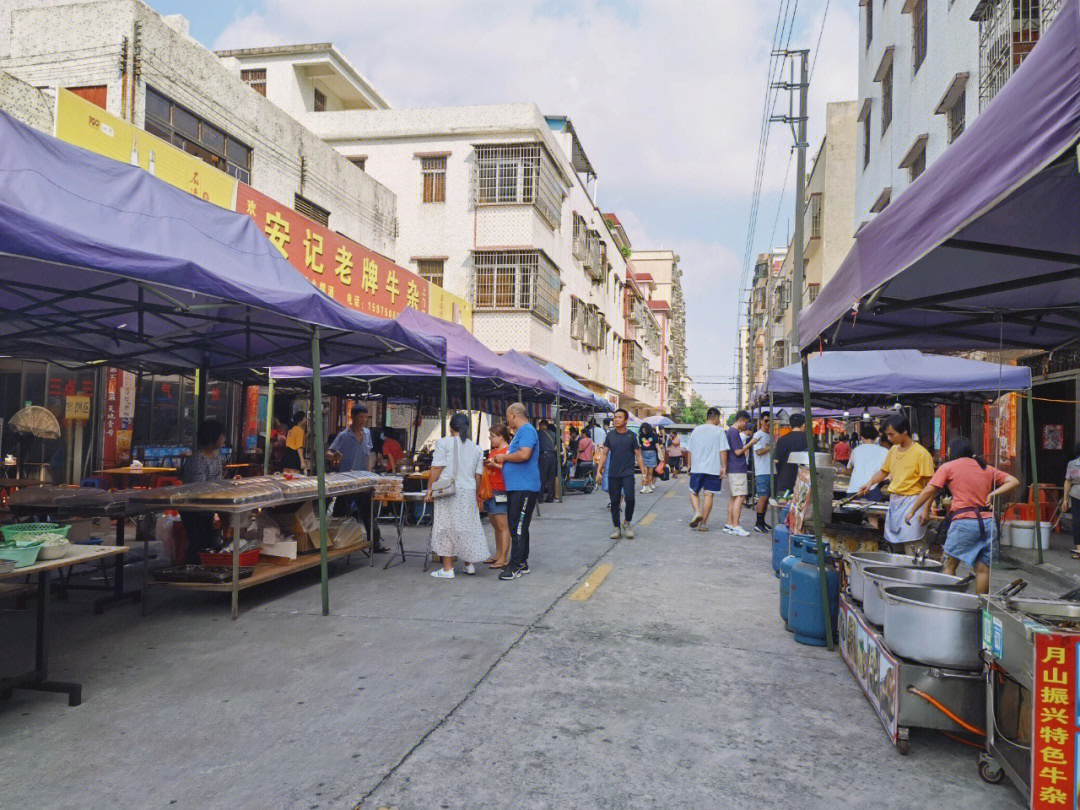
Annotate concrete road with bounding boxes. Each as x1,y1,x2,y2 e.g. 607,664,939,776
1,478,1028,809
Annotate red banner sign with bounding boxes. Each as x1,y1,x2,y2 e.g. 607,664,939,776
235,183,428,320
1031,633,1078,808
102,368,135,467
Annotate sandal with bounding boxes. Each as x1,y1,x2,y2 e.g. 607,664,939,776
1072,550,1080,560
488,562,506,569
482,557,498,565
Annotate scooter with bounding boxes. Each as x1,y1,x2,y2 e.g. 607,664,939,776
561,459,596,495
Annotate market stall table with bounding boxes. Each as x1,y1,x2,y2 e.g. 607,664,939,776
0,544,128,706
376,490,434,570
133,472,381,618
7,486,153,612
95,467,177,488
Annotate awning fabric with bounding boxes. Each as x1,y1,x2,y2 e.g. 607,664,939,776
500,351,596,409
539,359,614,412
0,110,445,372
762,350,1030,406
799,0,1080,353
271,309,554,398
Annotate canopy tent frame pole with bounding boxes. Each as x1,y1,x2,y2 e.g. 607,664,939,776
440,363,448,438
800,350,834,651
555,393,562,502
1026,391,1044,566
411,397,421,462
311,327,331,617
769,391,776,506
263,375,275,475
465,363,472,437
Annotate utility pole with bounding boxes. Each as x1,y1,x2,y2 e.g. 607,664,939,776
770,49,809,364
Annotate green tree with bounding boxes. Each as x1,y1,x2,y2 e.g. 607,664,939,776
679,395,709,425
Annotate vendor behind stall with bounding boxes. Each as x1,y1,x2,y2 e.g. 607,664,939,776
282,411,308,474
859,414,935,552
328,404,385,553
180,419,226,564
903,437,1019,594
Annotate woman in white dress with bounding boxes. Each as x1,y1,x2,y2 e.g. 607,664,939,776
426,412,488,579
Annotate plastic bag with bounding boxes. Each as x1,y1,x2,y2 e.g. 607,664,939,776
156,514,183,564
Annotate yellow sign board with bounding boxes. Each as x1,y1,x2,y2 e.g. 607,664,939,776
428,284,473,332
65,395,91,421
55,89,237,209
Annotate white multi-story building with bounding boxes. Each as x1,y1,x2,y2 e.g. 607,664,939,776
1,0,397,256
855,0,1064,226
628,248,687,413
223,44,658,406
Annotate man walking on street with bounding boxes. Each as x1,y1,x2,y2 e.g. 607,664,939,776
685,407,729,532
751,413,773,533
537,419,558,503
724,410,759,536
595,408,645,539
497,403,540,581
327,404,386,553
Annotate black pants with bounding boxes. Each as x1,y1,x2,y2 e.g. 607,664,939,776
1072,495,1080,548
608,474,636,528
506,490,539,570
539,451,557,501
332,491,382,546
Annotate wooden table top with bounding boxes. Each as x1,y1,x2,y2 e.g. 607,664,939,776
0,479,44,488
97,467,177,475
0,544,128,579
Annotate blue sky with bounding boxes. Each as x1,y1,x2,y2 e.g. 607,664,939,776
156,0,857,406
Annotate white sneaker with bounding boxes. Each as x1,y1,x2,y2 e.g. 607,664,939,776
722,525,735,535
610,527,623,539
430,568,455,579
622,522,635,539
463,563,476,575
640,486,648,494
732,526,750,537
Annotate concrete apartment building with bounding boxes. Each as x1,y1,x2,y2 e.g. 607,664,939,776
855,0,1063,225
222,45,671,412
0,0,398,256
629,249,688,411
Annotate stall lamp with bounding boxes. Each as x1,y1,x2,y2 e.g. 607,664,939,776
843,411,850,418
862,412,871,420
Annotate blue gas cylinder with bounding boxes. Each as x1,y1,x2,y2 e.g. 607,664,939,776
772,520,791,575
779,534,808,627
788,538,840,647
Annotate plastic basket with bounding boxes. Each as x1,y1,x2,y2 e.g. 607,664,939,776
198,548,261,567
0,543,43,568
0,523,69,543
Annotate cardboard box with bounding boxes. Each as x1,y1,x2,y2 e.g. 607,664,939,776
262,539,297,564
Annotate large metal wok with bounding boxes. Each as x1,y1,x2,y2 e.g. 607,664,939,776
882,586,982,670
846,551,943,601
862,566,972,626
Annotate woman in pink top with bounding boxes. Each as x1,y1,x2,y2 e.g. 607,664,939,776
905,437,1019,594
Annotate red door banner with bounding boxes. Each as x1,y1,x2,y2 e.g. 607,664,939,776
235,183,428,319
102,368,135,467
1031,633,1078,808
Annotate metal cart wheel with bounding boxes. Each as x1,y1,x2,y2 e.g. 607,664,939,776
896,730,911,755
977,755,1005,785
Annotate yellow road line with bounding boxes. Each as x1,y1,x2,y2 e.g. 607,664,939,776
638,512,657,527
665,489,677,498
568,564,614,602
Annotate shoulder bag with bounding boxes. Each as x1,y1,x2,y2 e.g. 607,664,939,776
430,439,459,499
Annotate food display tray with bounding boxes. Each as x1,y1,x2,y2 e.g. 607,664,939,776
153,565,256,584
7,486,134,515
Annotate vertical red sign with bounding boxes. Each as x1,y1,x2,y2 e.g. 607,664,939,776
243,385,260,454
1031,633,1078,809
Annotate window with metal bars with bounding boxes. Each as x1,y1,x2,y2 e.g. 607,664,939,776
572,214,588,260
421,156,446,203
473,250,561,324
909,147,926,183
912,0,927,74
241,68,266,96
947,90,966,143
474,144,563,229
144,85,252,183
570,297,585,340
294,193,330,227
417,259,445,288
313,87,326,112
584,305,602,349
881,63,893,134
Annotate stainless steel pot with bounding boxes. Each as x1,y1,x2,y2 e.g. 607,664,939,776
862,566,971,626
846,551,943,602
882,586,982,670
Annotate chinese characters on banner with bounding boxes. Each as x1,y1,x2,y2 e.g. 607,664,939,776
102,368,136,467
1031,634,1078,809
235,183,429,319
243,386,260,454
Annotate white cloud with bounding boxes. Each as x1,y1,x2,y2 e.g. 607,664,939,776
213,0,858,405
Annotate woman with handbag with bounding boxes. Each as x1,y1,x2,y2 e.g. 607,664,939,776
480,423,512,569
426,412,488,579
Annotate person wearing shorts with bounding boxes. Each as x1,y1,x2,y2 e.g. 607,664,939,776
724,410,759,537
684,408,729,532
751,414,773,533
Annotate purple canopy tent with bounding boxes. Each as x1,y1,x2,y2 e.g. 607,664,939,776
761,350,1031,407
539,360,614,413
501,351,598,411
0,110,447,623
796,2,1080,566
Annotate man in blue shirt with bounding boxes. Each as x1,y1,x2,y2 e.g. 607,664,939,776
328,404,384,551
495,402,540,581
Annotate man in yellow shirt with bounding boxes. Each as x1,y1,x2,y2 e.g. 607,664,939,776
858,414,935,551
